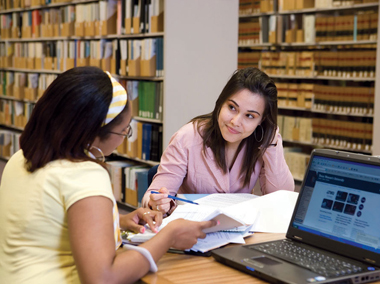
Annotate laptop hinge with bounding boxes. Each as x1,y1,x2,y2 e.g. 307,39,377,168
293,236,303,241
364,258,376,264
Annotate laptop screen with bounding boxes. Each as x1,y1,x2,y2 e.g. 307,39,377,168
291,153,380,255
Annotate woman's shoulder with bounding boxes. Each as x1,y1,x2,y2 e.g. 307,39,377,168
47,159,108,178
169,122,204,148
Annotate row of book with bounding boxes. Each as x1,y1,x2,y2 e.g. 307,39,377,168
313,85,374,115
239,0,275,15
278,115,313,143
312,118,373,152
0,0,68,10
0,99,34,129
277,83,314,109
284,147,311,181
116,120,162,162
0,129,20,159
281,0,379,11
1,71,57,101
0,0,164,38
278,115,373,152
0,71,164,122
0,37,164,77
120,79,163,121
0,6,75,39
277,82,374,115
239,0,379,15
0,98,163,163
238,11,378,45
257,50,377,78
315,12,378,42
106,160,151,207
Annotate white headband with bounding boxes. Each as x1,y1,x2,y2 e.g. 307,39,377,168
103,71,128,125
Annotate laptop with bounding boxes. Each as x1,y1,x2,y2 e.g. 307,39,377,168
212,149,380,284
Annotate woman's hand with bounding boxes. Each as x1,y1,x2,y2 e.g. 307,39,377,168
162,219,218,250
119,207,163,233
148,187,173,214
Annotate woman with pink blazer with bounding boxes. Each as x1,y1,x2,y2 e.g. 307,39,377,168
142,67,294,214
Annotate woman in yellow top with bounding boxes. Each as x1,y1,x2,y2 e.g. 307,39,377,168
0,66,216,284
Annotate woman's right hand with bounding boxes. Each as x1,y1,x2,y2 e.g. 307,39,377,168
163,219,218,250
148,187,172,214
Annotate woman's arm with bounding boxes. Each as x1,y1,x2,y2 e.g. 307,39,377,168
259,130,295,194
68,196,216,284
141,130,189,212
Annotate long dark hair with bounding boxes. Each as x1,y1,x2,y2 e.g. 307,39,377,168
191,67,278,187
20,66,128,172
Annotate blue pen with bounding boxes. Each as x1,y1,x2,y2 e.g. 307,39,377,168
151,191,199,205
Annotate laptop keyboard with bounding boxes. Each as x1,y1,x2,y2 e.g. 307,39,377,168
250,240,364,278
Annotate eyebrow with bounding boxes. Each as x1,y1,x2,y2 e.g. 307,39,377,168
229,99,261,116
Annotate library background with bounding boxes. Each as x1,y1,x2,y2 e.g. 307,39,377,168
0,0,379,211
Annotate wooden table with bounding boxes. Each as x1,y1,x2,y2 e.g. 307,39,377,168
139,233,286,284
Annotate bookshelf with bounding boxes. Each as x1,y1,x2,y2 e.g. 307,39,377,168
238,0,380,181
0,0,238,209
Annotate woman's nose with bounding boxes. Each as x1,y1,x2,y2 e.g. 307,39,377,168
230,114,241,126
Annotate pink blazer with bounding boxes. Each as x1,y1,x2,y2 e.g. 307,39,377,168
142,122,294,207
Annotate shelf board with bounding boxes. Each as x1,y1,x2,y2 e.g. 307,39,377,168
0,95,36,103
311,109,374,117
1,67,61,74
278,106,374,117
0,124,24,132
0,32,164,42
117,201,137,213
0,68,164,81
279,40,377,47
269,74,375,81
283,139,372,154
133,117,162,124
0,0,98,14
278,2,379,15
238,43,273,48
238,40,377,49
114,74,164,81
293,176,304,183
239,12,276,18
0,155,9,162
238,3,379,18
113,151,159,167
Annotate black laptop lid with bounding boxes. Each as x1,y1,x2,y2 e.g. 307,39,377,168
287,149,380,266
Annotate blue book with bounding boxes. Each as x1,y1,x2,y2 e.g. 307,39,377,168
142,123,152,161
136,170,149,205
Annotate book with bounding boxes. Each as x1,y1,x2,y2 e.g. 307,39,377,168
124,165,149,207
141,123,152,160
136,169,149,205
150,124,160,161
106,160,135,202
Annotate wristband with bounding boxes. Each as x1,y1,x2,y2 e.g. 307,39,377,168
123,244,158,272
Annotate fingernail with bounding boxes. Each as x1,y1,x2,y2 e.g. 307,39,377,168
217,220,220,226
140,227,145,233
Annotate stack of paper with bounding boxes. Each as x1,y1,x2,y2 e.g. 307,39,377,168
122,190,298,253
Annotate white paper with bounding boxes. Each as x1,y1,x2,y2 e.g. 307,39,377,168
238,190,299,233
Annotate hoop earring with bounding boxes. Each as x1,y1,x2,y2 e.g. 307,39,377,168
89,146,105,162
254,125,264,143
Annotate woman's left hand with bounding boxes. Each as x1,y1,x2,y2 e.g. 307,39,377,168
120,207,163,234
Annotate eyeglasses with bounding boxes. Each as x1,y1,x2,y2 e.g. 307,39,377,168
108,125,133,139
